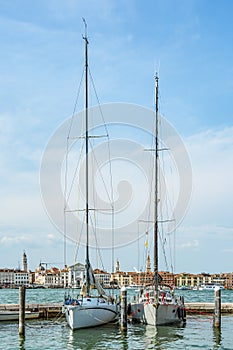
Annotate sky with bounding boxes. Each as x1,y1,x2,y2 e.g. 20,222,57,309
0,0,233,274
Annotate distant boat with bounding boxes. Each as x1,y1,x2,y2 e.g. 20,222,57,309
177,286,190,290
126,284,141,290
193,284,225,291
0,310,39,321
63,20,119,330
130,75,186,326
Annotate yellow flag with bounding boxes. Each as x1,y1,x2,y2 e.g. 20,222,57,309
144,230,148,248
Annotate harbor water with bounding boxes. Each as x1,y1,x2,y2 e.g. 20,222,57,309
1,288,233,349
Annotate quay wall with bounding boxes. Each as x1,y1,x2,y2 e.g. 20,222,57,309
1,302,233,318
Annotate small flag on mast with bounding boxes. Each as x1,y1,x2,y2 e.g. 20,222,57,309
144,230,148,248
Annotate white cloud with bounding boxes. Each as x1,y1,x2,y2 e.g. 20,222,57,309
180,239,199,249
171,126,233,272
0,231,61,248
183,126,233,226
0,234,31,245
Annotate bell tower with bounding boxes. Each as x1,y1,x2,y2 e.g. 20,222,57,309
22,251,28,272
146,253,151,273
115,258,120,272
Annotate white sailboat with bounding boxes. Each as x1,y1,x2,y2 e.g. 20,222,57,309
63,20,119,330
130,74,186,326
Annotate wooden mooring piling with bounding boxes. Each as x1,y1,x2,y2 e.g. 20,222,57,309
19,285,25,337
120,286,127,332
214,287,221,328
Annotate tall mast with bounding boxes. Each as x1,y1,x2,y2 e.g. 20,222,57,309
154,73,159,292
83,18,90,295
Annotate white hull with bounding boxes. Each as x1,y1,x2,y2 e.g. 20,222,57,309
130,302,182,326
0,310,39,321
64,297,118,329
130,287,185,326
193,284,225,291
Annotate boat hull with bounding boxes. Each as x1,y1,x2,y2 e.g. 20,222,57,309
0,311,39,321
130,302,183,326
64,298,118,329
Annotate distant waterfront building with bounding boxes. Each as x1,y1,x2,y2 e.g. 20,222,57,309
211,273,227,287
175,272,195,288
61,266,69,288
110,270,135,287
153,271,175,287
34,262,45,284
0,251,30,287
225,273,233,289
111,259,140,287
30,271,35,285
133,270,153,286
175,272,229,288
0,269,14,286
34,263,46,285
14,270,30,286
34,263,68,287
94,268,111,288
68,263,85,288
1,251,233,289
44,267,62,287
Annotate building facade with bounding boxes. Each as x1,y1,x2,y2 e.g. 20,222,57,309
0,269,14,286
93,268,111,288
1,253,233,289
68,263,85,288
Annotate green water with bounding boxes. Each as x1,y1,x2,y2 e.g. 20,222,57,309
0,289,233,349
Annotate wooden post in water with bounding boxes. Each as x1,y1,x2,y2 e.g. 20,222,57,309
214,286,221,328
19,285,26,337
120,286,127,332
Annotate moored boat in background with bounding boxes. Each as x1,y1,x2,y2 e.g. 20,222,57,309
193,283,225,291
130,74,186,326
0,310,39,321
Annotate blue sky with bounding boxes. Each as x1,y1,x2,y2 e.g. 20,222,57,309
0,0,233,274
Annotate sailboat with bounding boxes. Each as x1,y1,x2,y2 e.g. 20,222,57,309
130,74,186,326
63,21,119,330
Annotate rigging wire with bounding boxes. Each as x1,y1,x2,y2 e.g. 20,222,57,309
63,47,117,294
66,142,85,205
89,213,105,271
157,88,177,275
139,97,155,273
67,65,115,278
88,69,115,276
64,68,85,269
